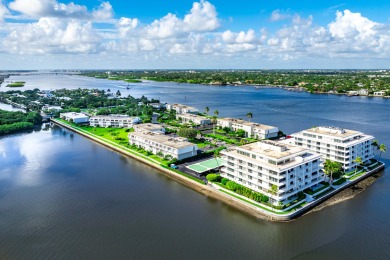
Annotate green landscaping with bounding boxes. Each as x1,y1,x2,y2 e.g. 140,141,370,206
332,177,347,186
6,81,25,87
304,182,330,195
0,109,42,136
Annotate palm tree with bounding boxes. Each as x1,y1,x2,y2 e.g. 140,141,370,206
324,159,342,184
212,116,217,135
353,156,363,174
205,106,209,116
379,144,387,161
214,109,219,117
246,112,253,122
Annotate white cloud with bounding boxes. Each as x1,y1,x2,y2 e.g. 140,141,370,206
3,17,101,54
183,0,219,31
222,29,256,44
270,9,290,22
0,0,9,22
8,0,113,21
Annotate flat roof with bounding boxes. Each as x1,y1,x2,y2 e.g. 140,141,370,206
237,140,309,159
177,113,210,120
129,132,197,149
61,112,88,119
90,114,138,120
304,126,361,138
134,123,164,131
169,103,198,110
218,117,277,130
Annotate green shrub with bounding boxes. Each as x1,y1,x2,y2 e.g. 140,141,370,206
226,181,237,191
206,174,220,182
221,178,229,185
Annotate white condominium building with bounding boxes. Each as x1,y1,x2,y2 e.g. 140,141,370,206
176,113,211,125
292,126,375,171
220,140,322,204
89,115,141,128
217,118,279,139
166,103,199,114
134,123,165,134
128,132,198,160
60,112,89,124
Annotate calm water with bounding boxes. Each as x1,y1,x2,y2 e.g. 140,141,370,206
1,75,390,259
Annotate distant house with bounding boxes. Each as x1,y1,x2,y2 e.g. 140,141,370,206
176,113,211,125
134,123,166,134
373,91,386,96
166,103,199,114
60,112,89,124
128,131,198,160
89,115,141,128
217,118,279,139
148,103,165,109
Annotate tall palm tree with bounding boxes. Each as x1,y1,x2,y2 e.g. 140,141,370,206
353,156,363,174
324,159,342,184
212,116,217,135
379,144,387,161
205,106,209,116
214,109,219,117
246,112,253,122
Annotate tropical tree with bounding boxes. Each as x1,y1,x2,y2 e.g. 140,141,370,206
268,184,278,195
372,140,379,149
353,156,363,174
324,159,342,184
212,116,217,135
246,112,253,122
214,109,219,117
379,144,387,161
205,106,209,116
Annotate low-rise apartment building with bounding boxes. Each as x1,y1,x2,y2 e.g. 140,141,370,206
176,113,211,125
291,126,375,171
134,123,165,134
60,112,89,124
217,118,279,139
166,103,199,114
128,132,198,160
89,115,141,128
220,140,322,204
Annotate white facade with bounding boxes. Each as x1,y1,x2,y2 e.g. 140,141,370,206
221,140,322,204
134,123,165,134
176,113,211,125
60,112,89,124
166,103,199,114
129,132,198,160
373,91,386,96
89,115,141,128
292,126,375,171
148,103,165,109
217,118,279,139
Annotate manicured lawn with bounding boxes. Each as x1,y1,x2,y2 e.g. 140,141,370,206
304,183,329,195
350,171,367,181
313,187,335,199
332,177,346,186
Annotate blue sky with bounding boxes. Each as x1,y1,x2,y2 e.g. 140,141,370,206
0,0,390,69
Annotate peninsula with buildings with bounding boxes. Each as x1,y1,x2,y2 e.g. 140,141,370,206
0,88,385,220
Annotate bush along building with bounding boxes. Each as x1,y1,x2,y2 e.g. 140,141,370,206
220,140,322,205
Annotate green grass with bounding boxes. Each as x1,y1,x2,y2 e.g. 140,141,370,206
204,133,239,145
7,82,25,87
350,171,367,181
332,177,346,186
304,183,329,195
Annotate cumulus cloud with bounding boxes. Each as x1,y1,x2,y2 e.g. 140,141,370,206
8,0,113,21
3,17,101,54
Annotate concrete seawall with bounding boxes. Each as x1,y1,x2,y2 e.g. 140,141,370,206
51,119,385,222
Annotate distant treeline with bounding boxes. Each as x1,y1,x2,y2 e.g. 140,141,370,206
0,109,42,136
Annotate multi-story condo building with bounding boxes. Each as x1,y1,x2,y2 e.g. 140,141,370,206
291,126,375,171
134,123,165,134
217,118,279,139
176,113,211,125
128,132,198,160
89,115,141,128
220,140,322,204
166,103,199,114
60,112,89,124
